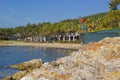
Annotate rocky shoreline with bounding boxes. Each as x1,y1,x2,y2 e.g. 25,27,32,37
3,59,43,80
2,37,120,80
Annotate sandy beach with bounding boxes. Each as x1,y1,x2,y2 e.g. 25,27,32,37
0,41,82,50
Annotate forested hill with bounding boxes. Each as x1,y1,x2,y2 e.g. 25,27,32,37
0,12,105,38
0,10,120,40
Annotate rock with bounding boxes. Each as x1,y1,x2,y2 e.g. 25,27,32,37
2,76,12,80
12,71,27,80
2,59,42,80
10,59,42,70
20,76,34,80
19,37,120,80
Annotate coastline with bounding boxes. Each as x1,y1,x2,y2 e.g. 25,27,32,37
2,37,120,80
1,41,81,79
0,41,82,50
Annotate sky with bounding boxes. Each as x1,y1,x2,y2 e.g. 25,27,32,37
0,0,110,28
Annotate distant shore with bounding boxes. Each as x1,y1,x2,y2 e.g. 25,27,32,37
0,41,82,50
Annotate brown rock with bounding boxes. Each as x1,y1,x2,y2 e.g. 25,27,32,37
10,59,42,70
20,37,120,80
12,71,27,80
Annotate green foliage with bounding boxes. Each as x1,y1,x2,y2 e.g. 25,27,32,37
84,12,107,32
99,10,120,29
109,0,120,10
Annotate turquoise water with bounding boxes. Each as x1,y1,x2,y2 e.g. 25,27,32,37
0,46,74,79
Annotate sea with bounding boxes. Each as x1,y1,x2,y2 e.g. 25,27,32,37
0,46,74,79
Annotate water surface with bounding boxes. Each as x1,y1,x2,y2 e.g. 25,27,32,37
0,46,74,79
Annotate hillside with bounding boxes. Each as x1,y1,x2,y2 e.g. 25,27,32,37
0,12,112,40
0,10,120,41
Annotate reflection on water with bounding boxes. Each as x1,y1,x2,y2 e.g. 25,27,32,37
0,46,74,79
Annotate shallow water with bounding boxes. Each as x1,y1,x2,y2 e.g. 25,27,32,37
0,46,74,79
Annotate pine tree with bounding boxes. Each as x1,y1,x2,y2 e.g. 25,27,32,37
109,0,120,10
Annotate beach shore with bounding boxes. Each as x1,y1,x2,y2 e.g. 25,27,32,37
0,41,82,50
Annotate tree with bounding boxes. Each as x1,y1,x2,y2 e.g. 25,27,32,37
109,0,120,10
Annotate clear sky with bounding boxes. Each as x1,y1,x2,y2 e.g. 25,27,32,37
0,0,110,28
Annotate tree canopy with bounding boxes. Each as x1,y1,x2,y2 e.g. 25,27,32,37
109,0,120,10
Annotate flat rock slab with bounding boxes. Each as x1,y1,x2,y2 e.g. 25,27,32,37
10,59,42,70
